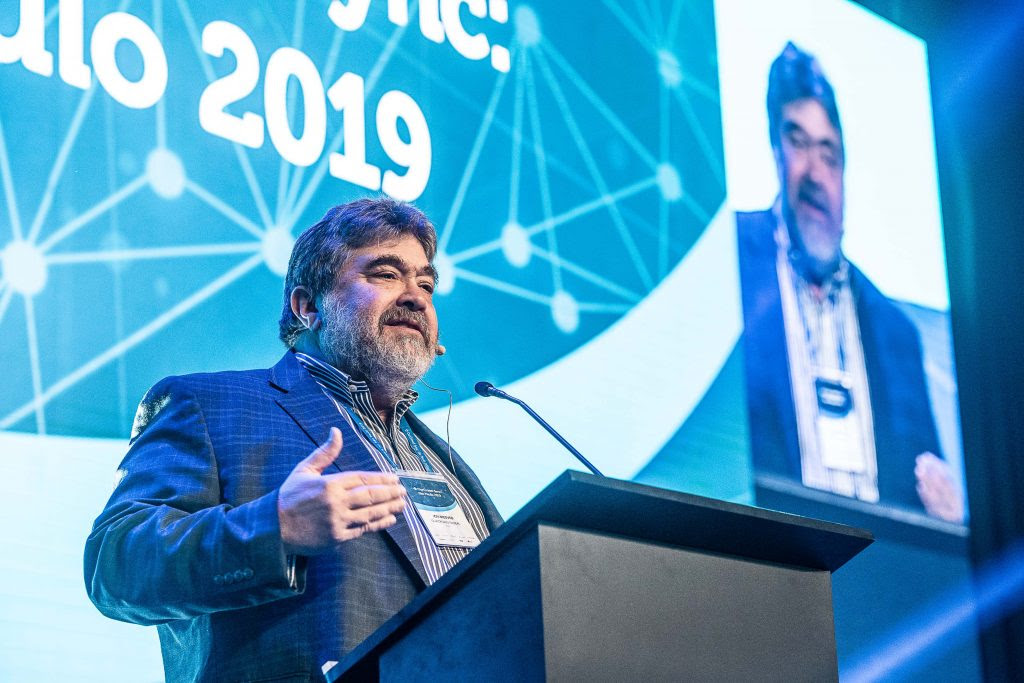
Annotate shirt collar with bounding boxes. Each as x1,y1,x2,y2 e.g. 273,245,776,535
293,351,419,421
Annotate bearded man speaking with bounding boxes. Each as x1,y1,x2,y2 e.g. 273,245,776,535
84,198,502,682
736,42,963,524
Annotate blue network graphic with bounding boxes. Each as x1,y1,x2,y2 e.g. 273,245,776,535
0,0,724,438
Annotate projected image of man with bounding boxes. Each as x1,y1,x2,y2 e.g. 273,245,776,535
737,42,964,524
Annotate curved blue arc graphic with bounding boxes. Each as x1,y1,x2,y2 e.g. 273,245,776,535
422,202,741,514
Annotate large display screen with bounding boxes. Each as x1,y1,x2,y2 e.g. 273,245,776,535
0,1,978,679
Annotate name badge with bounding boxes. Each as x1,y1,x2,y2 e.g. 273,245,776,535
814,376,867,474
396,471,480,549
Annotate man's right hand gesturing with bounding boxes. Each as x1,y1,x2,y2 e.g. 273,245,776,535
277,427,407,555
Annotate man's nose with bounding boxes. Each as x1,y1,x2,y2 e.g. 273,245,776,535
806,153,829,184
396,280,427,310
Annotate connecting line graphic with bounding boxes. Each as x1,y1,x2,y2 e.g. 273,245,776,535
530,247,643,302
576,301,633,314
521,50,562,293
650,0,666,32
37,176,148,253
659,80,670,277
0,117,22,241
0,127,20,242
672,86,725,187
22,297,45,434
437,67,511,254
454,267,551,305
533,45,655,290
186,181,265,238
0,287,12,323
454,265,632,315
508,48,527,224
666,0,688,46
26,84,99,244
541,42,659,171
0,253,265,431
450,176,660,265
602,0,656,54
632,0,660,40
46,242,261,265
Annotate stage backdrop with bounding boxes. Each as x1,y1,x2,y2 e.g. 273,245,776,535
0,0,977,680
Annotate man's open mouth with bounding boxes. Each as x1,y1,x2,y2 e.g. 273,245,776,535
388,320,422,333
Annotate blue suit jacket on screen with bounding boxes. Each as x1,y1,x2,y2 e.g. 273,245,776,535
736,209,942,512
84,351,503,683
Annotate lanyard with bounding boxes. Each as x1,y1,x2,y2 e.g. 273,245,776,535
795,281,848,375
341,403,434,473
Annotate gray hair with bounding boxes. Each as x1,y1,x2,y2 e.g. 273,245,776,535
766,41,843,155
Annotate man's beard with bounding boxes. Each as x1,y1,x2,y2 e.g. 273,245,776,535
783,191,842,284
318,294,436,404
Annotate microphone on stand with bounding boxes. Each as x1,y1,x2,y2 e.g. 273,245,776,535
474,381,604,477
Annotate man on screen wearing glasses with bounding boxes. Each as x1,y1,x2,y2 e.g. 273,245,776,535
736,42,964,524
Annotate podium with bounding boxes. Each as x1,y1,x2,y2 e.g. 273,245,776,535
326,471,872,682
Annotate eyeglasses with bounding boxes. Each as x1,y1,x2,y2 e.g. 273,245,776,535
781,128,844,172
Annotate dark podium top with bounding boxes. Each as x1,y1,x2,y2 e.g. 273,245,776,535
327,470,873,681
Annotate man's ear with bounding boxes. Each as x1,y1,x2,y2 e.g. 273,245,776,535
290,286,320,331
771,144,785,183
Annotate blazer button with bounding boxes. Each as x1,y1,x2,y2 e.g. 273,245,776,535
213,575,223,585
243,568,254,579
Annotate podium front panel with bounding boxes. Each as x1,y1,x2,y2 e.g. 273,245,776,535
539,524,838,682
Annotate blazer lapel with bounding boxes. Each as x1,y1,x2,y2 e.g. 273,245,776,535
269,352,429,586
406,411,504,532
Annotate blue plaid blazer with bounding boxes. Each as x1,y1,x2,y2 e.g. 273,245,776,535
84,351,502,682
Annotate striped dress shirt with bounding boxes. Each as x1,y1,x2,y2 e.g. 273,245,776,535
294,352,489,584
773,217,879,503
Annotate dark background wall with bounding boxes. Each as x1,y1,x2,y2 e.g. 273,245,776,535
854,1,1024,677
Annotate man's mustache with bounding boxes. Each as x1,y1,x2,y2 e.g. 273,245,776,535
378,308,431,342
797,183,831,217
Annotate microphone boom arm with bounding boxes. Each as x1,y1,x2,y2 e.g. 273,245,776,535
475,382,604,477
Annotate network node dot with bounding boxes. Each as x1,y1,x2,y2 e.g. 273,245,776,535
1,240,48,296
434,252,456,295
514,6,542,47
657,49,683,89
551,289,579,333
656,162,683,202
261,227,295,276
500,221,532,267
146,147,186,199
